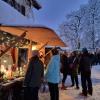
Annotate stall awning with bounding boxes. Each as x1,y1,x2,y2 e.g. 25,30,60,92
0,25,67,47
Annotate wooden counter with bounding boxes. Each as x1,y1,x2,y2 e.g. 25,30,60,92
0,77,24,100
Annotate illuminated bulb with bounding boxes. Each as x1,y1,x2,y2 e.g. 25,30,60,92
32,46,37,50
0,65,6,73
3,60,7,63
1,37,4,40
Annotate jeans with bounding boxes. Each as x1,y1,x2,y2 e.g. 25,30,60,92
62,72,68,83
48,82,59,100
81,72,93,95
71,74,79,87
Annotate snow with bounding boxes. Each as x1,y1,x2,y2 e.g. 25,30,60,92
39,65,100,100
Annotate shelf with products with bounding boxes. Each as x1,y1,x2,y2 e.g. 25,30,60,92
0,30,30,84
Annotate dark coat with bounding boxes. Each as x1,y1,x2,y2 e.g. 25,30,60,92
60,54,69,73
79,53,91,75
24,56,44,87
69,56,79,75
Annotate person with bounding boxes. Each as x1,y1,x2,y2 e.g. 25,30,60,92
79,48,93,96
45,48,61,100
60,52,69,90
23,50,44,100
69,51,79,89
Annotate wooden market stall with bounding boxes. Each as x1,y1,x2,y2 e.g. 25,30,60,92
0,25,66,100
0,25,66,65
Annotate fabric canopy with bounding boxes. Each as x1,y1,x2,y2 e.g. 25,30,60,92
0,25,66,47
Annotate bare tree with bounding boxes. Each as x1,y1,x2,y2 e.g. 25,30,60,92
59,8,86,49
59,0,100,50
82,0,100,49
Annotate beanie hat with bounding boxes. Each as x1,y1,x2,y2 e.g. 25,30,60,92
82,48,88,53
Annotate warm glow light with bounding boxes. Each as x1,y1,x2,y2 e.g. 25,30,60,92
0,65,12,79
0,65,6,73
6,70,12,79
3,60,7,63
32,45,37,50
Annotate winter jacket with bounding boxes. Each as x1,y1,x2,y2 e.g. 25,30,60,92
69,56,79,75
45,54,61,83
79,54,91,75
24,56,44,87
60,54,69,73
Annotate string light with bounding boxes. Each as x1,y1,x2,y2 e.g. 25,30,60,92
0,31,36,47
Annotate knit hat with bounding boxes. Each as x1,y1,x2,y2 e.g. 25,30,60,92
82,48,88,53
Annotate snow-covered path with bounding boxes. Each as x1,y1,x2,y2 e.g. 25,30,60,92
39,65,100,100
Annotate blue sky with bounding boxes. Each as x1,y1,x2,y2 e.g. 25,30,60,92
33,0,88,32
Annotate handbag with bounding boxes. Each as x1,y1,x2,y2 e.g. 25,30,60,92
69,57,76,69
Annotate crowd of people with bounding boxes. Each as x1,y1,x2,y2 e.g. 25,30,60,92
60,48,93,97
23,47,100,100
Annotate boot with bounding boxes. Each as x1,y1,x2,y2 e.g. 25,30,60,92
75,86,80,90
88,89,93,96
61,83,67,90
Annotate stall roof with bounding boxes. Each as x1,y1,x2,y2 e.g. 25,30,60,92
0,25,67,47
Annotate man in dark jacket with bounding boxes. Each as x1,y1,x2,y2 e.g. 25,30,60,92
79,48,93,96
24,50,44,100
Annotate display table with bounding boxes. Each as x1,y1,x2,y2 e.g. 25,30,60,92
0,77,24,100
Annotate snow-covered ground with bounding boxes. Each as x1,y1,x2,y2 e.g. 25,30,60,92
39,65,100,100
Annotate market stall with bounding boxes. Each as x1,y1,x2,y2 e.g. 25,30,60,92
0,25,66,100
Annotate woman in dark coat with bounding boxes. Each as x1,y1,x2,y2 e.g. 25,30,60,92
24,50,44,100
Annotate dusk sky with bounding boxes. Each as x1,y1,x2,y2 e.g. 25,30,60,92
33,0,88,32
